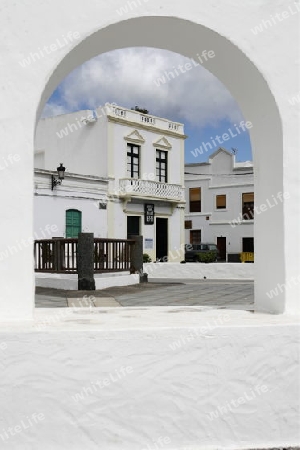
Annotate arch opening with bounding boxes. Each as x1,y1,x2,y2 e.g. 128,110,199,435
36,16,284,314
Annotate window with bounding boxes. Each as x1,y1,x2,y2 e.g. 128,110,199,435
216,194,226,209
156,150,168,182
185,220,192,229
243,237,254,252
127,144,140,179
190,229,201,244
242,192,254,220
127,216,140,238
189,188,201,212
66,209,82,238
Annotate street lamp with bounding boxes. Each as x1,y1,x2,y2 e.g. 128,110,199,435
51,163,66,190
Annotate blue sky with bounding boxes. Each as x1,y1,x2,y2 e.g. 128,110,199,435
42,47,252,164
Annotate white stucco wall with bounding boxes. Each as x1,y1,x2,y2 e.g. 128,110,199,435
1,310,299,449
35,107,109,178
34,171,109,238
144,262,254,280
35,272,139,290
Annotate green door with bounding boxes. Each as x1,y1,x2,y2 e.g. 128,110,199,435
66,209,82,238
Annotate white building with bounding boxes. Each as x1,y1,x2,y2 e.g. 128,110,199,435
34,104,186,261
184,148,254,261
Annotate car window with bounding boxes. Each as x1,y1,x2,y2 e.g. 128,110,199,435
208,244,217,250
201,244,208,250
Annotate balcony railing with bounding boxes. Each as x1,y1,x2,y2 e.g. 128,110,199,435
108,105,184,134
119,178,185,202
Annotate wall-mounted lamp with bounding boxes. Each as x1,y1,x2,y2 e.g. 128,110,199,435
51,163,66,190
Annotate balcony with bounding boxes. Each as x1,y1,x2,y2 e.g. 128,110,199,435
119,178,185,202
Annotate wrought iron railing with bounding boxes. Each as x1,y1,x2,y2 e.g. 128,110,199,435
34,238,135,273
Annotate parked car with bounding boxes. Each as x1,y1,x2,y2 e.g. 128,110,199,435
185,243,220,262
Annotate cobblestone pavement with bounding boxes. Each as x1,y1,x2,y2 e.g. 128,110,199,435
35,279,254,310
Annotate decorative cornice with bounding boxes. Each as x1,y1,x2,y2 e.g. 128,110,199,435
153,136,172,150
124,129,145,144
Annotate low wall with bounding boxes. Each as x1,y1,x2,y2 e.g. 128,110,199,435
0,308,299,450
144,262,254,280
35,272,139,290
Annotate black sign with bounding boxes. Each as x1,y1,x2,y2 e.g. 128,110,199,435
144,203,154,225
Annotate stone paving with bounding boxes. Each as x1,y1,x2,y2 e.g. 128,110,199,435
35,279,254,310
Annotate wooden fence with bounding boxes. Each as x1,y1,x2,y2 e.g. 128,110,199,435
34,238,135,273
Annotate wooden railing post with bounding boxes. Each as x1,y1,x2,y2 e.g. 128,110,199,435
128,235,144,276
52,238,63,271
78,233,95,290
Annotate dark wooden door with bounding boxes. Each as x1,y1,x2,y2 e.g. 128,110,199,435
217,237,226,261
156,218,168,261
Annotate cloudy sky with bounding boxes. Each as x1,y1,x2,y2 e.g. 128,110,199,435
41,47,252,164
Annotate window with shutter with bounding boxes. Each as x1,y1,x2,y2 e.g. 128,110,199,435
242,193,254,220
216,194,226,209
189,188,201,212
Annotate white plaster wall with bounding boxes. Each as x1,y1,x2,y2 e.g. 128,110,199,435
35,108,108,178
109,200,128,240
34,172,108,238
35,272,139,290
168,207,185,261
142,215,156,262
34,196,107,238
144,262,254,280
0,311,299,449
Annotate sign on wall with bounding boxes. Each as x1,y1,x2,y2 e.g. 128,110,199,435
144,203,154,225
144,238,153,249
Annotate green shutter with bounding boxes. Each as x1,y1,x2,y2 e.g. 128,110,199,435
66,210,82,238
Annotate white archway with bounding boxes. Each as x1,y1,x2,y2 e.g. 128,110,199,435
36,17,287,314
0,7,299,320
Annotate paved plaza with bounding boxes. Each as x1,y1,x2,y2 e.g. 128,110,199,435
36,279,254,311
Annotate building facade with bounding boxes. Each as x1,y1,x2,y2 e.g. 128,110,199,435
184,148,254,261
34,104,186,262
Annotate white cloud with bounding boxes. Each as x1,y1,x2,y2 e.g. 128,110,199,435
41,102,71,118
41,47,243,128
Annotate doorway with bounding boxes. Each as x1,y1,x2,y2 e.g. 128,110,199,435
156,218,168,261
217,237,226,261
